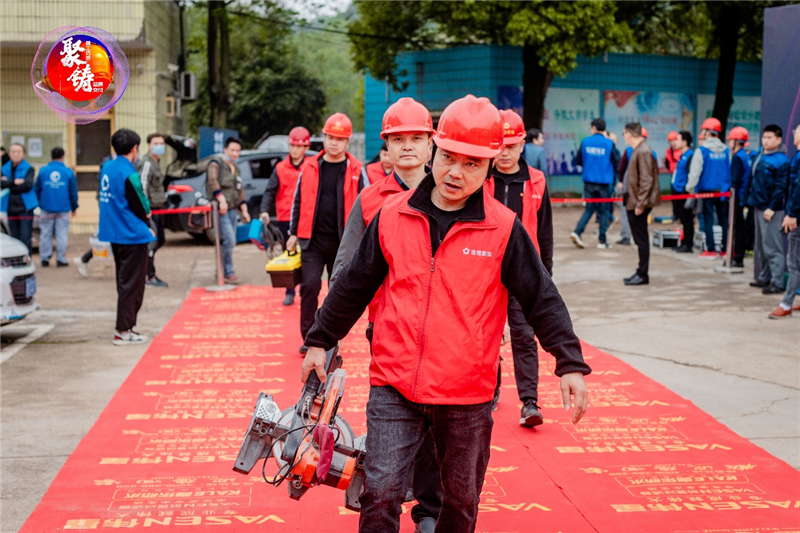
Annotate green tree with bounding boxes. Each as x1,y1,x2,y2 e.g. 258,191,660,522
348,1,631,129
185,1,327,146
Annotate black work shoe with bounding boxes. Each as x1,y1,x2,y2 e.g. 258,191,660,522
415,517,436,533
299,344,308,355
56,260,69,267
616,238,632,246
520,401,544,427
145,276,169,288
41,260,50,267
762,284,782,294
674,244,693,253
623,273,637,282
750,280,768,288
283,293,295,306
491,389,500,411
624,274,649,286
730,261,744,268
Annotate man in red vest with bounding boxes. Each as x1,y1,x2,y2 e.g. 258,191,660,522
489,109,553,428
286,113,367,353
301,95,590,533
259,127,310,306
362,141,394,185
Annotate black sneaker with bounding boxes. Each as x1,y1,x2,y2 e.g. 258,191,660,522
624,273,649,286
299,345,308,355
674,244,693,253
616,238,632,246
730,261,744,268
41,260,50,267
762,284,782,294
283,293,295,306
520,401,544,427
56,260,69,267
750,280,768,288
145,277,169,288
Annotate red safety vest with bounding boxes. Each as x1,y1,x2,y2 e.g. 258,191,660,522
364,161,389,185
295,151,363,239
274,157,304,222
484,166,546,253
361,174,405,226
372,186,517,404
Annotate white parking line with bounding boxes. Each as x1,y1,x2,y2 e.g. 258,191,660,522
0,324,55,364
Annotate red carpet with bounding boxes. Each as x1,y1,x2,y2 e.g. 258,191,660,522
20,286,800,532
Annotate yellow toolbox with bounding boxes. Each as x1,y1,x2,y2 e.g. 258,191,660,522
266,250,302,288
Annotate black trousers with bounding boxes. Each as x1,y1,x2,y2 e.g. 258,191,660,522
147,212,166,279
299,235,339,340
732,203,754,265
625,197,652,277
111,243,148,332
671,189,694,247
275,221,295,296
494,296,540,403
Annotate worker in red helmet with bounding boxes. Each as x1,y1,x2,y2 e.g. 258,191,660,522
362,142,394,184
726,126,754,268
286,113,367,352
259,126,311,305
301,95,590,533
488,108,552,428
665,131,681,173
687,117,731,259
330,96,440,533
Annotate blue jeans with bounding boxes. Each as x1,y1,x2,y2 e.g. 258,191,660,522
8,210,34,255
359,385,493,533
217,209,238,277
39,211,70,263
574,183,613,244
701,196,728,252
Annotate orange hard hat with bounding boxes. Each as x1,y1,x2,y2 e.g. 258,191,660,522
667,131,679,141
726,126,749,141
641,127,649,139
433,95,503,159
701,117,722,133
288,126,311,146
322,113,353,139
381,98,434,139
499,109,526,145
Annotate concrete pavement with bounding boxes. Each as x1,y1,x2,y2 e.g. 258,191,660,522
1,204,798,532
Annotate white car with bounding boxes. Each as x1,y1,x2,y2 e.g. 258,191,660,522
1,233,38,325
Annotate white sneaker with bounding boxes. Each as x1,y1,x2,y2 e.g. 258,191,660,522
570,232,585,249
596,242,612,249
113,330,148,346
74,257,89,278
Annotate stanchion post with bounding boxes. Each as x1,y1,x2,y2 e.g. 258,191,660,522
716,189,744,274
206,200,236,292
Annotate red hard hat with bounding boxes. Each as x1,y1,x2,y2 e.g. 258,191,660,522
701,117,722,133
727,126,749,141
499,109,526,145
288,126,311,146
381,98,434,139
322,113,353,139
641,127,649,139
433,95,503,159
667,131,679,141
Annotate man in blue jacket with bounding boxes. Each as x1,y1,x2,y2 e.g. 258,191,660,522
1,143,38,254
727,127,753,268
523,128,547,177
35,147,78,267
571,118,619,249
744,124,791,295
670,131,695,253
98,129,155,346
769,122,800,318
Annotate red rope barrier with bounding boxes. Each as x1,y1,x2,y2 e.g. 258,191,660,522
549,191,730,204
4,205,213,220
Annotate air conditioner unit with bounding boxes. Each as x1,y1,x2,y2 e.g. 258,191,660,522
181,72,197,101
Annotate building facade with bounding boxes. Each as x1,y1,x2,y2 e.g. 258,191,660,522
1,0,184,222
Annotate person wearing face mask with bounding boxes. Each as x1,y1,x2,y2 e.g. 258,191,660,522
207,137,250,285
286,113,366,354
487,109,552,428
328,98,439,533
300,95,590,533
98,129,155,346
137,133,169,288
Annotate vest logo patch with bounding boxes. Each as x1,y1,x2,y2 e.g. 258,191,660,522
585,147,606,156
463,247,492,258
